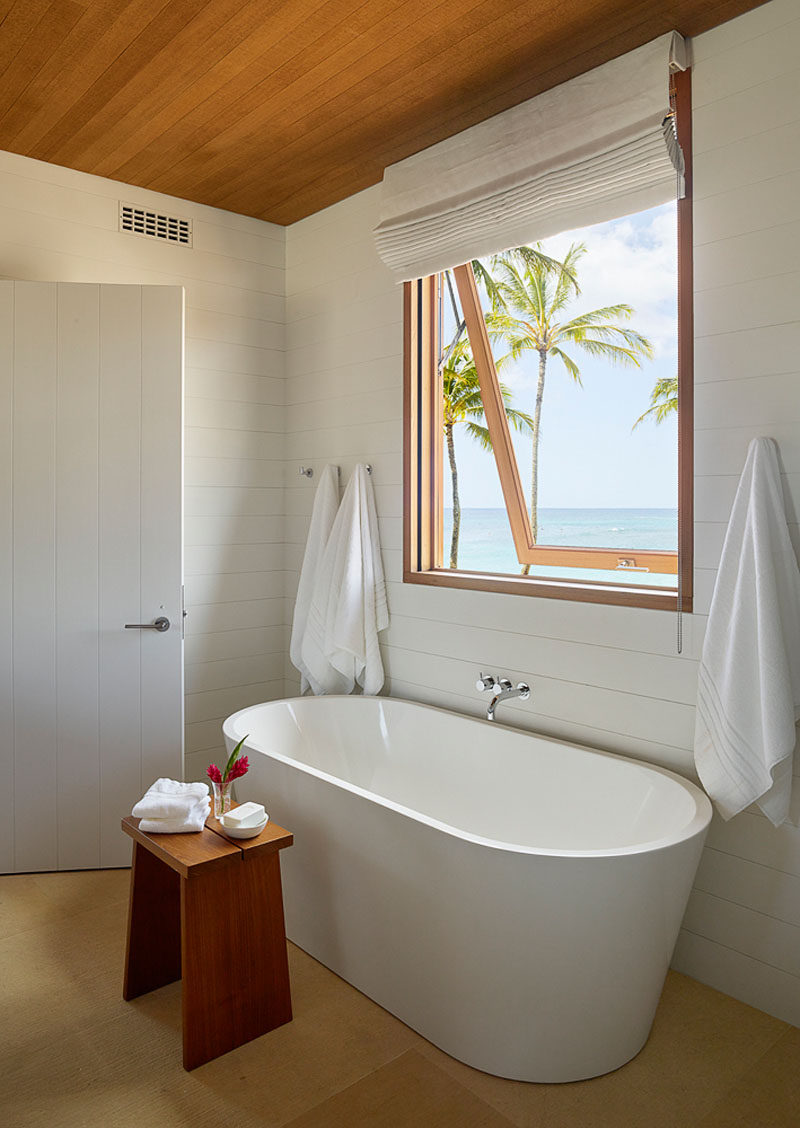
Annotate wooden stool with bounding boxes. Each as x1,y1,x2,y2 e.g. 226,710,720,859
121,810,293,1070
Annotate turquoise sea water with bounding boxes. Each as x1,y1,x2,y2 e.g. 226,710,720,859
443,507,678,587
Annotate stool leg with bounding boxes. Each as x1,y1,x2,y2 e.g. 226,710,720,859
181,852,292,1070
123,842,181,1000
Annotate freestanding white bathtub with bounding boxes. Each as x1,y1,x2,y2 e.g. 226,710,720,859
223,696,711,1082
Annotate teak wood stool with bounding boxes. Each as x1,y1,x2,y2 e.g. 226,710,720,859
121,810,293,1070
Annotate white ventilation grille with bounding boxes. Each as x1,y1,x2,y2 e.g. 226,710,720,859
119,203,192,246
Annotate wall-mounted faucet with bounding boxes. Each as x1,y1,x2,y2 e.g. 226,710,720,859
476,672,531,722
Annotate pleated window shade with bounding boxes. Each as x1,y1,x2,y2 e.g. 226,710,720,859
375,31,687,282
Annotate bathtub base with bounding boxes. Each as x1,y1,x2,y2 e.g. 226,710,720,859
289,935,656,1084
254,755,704,1083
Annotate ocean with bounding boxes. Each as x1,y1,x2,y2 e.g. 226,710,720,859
443,507,678,587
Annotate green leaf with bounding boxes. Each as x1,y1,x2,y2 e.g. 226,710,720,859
222,734,248,783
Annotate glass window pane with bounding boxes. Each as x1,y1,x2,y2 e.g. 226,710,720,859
438,200,678,589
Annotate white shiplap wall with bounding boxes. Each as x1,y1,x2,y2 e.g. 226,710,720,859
670,0,800,1025
285,0,800,1025
0,149,286,785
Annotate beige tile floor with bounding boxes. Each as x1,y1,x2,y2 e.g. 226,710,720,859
1,868,798,1128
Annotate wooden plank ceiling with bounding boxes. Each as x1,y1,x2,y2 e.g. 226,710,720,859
0,0,768,225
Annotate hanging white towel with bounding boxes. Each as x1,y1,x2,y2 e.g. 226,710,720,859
290,464,340,693
300,464,389,695
694,437,800,826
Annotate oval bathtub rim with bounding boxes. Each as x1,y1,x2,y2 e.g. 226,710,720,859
222,695,712,861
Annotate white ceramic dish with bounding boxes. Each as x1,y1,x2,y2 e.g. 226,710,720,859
221,816,268,840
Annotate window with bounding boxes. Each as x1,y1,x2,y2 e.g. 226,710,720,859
404,70,692,611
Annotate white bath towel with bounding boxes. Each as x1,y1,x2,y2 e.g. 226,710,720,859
139,797,211,835
300,464,389,695
290,464,340,693
694,437,800,825
132,778,210,820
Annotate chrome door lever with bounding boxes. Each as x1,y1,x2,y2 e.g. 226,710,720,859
125,616,170,632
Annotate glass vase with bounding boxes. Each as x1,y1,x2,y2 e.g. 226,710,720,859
211,780,233,818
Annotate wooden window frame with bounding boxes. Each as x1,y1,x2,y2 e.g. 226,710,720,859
403,70,693,612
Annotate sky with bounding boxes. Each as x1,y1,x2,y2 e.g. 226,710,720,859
444,201,679,510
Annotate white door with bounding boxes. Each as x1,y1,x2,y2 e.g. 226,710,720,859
0,282,184,872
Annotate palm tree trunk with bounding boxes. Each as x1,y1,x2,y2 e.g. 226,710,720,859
445,422,461,569
521,349,547,576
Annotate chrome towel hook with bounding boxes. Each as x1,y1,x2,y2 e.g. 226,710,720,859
299,464,372,478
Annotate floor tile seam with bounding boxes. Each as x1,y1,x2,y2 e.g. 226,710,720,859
33,890,131,916
272,1047,422,1128
0,920,67,943
692,1025,799,1127
2,999,112,1074
0,898,124,941
0,900,129,960
412,1042,530,1128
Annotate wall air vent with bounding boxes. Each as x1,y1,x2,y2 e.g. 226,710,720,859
119,203,192,246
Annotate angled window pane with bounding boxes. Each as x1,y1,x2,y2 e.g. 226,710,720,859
441,201,679,589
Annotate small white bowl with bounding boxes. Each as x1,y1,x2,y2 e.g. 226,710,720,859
221,816,268,839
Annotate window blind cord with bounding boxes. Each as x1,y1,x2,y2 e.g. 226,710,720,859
675,144,683,657
677,551,683,655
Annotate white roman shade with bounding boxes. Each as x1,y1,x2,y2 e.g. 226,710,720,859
375,32,687,281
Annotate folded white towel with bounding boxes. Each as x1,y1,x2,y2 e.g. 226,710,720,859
694,437,800,826
290,464,339,693
139,797,211,835
301,463,389,695
132,778,209,820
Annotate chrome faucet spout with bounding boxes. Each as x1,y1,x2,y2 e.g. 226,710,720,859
485,678,530,721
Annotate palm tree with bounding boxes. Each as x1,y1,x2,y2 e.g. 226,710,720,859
442,332,533,569
490,243,653,573
633,375,677,428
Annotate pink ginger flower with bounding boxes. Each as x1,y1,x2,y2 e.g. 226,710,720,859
227,755,249,782
207,736,250,788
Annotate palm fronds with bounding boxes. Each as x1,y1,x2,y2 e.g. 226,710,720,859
633,375,678,429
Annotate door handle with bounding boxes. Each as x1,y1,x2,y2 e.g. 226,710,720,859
125,616,170,632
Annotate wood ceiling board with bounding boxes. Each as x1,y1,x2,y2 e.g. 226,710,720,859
210,0,686,219
0,2,169,150
0,3,122,142
103,0,386,188
29,0,220,164
0,3,87,116
113,0,441,199
0,0,771,224
209,0,661,217
148,0,504,206
90,0,294,179
41,0,264,170
0,0,57,75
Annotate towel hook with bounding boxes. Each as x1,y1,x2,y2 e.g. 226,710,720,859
299,463,372,478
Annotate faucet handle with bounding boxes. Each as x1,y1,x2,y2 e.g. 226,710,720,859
476,672,496,692
496,677,512,692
